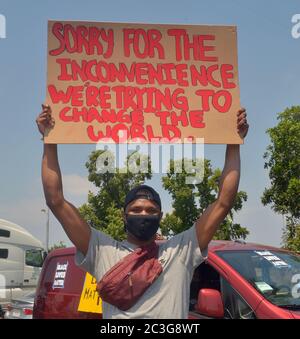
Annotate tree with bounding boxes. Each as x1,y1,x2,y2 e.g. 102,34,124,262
262,106,300,250
79,149,151,241
282,217,300,253
48,241,66,253
161,158,249,240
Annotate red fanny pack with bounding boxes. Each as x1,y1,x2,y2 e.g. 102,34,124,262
96,242,163,311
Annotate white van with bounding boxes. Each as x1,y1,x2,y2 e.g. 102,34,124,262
0,219,45,314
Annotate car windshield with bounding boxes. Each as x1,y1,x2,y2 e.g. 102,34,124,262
217,250,300,309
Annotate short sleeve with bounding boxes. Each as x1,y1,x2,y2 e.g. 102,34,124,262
163,223,208,269
74,227,118,279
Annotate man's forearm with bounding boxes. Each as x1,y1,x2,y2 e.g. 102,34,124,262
42,144,64,207
217,144,240,209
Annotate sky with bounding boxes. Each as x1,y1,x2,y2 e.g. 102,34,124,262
0,0,299,249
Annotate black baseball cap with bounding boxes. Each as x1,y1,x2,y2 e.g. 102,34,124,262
124,184,162,211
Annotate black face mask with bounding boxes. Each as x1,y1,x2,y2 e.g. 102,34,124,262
124,214,160,241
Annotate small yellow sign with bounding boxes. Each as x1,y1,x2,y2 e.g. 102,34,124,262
78,273,102,314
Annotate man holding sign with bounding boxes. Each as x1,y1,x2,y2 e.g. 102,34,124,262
37,21,249,318
36,104,248,318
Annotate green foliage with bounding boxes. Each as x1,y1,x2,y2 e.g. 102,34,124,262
161,158,249,240
262,106,300,250
282,217,300,253
48,241,66,253
160,213,184,236
104,204,127,241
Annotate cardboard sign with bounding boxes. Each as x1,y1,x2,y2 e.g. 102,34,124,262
77,272,102,314
45,21,241,144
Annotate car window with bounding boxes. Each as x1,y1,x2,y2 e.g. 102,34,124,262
25,249,43,267
0,248,8,259
221,278,256,319
0,229,10,237
217,250,300,308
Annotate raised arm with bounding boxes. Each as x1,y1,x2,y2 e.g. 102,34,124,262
195,108,249,252
37,105,91,255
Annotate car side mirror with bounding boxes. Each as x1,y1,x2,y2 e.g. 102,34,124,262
196,288,224,318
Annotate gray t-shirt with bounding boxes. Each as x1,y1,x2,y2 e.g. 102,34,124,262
75,224,207,319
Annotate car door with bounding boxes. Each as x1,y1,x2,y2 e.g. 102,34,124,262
189,262,257,319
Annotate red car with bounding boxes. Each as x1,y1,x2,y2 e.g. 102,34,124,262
33,240,300,319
